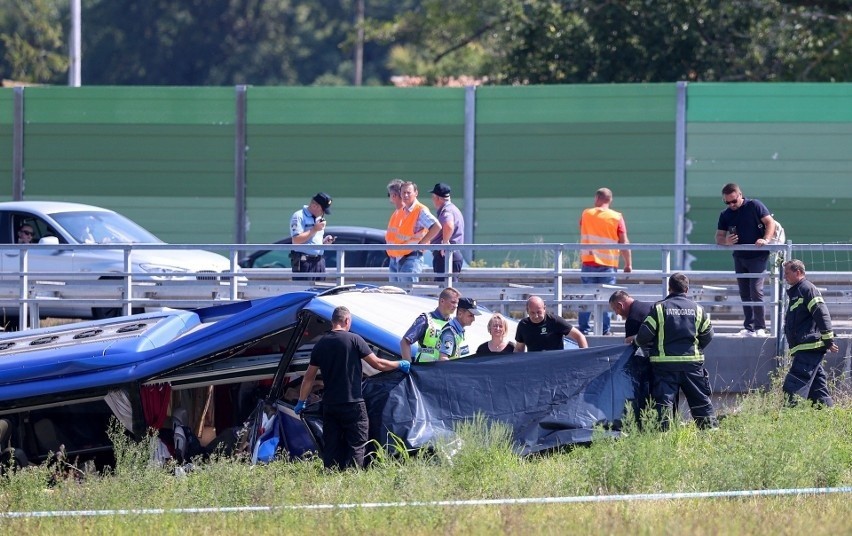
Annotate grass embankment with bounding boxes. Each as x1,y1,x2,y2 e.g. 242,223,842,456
1,390,851,534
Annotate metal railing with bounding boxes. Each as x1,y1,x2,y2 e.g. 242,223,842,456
0,241,811,338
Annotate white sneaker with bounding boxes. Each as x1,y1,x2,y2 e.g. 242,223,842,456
738,329,755,337
754,329,768,337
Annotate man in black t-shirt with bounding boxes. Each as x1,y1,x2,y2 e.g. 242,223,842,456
295,306,410,470
514,296,588,352
715,183,778,336
609,290,654,417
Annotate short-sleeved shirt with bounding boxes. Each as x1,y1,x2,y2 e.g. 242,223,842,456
439,317,469,359
290,206,324,256
403,308,449,345
515,313,574,352
308,330,372,405
717,198,771,260
412,203,440,235
431,201,465,261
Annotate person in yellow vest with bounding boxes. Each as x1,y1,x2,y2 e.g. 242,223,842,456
578,187,632,336
438,297,481,360
386,180,441,283
400,287,460,363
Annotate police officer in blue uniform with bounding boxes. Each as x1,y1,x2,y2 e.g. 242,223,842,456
290,192,334,280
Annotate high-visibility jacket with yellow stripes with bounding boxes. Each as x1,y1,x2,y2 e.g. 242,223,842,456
635,293,713,366
785,278,834,355
579,207,622,267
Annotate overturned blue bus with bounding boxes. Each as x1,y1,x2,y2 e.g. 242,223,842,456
0,285,637,466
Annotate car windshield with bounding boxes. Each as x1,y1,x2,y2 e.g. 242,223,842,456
51,211,164,244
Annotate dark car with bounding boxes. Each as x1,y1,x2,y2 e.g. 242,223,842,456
239,226,389,270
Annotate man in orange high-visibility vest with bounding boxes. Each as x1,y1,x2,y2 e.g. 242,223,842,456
385,180,441,283
578,187,632,336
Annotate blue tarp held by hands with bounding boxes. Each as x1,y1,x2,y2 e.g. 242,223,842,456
360,344,638,455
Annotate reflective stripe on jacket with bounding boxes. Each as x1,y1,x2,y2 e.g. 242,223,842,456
386,202,427,258
785,279,834,355
416,314,449,363
636,293,713,364
580,207,622,267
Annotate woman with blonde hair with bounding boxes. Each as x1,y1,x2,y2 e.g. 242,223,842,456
476,313,515,355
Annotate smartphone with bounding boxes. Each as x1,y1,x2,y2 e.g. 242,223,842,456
728,225,737,235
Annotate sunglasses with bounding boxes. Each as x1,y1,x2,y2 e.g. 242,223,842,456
19,229,33,235
724,197,740,206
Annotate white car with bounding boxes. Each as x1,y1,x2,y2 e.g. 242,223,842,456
0,201,235,321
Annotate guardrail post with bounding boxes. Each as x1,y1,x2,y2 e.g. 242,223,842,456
338,250,346,287
229,248,240,300
18,247,29,330
555,246,563,317
661,248,671,298
123,248,133,315
445,249,454,288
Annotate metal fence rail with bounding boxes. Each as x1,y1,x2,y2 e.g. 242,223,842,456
3,240,839,339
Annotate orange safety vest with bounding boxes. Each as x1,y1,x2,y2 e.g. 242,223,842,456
386,201,428,258
580,207,622,267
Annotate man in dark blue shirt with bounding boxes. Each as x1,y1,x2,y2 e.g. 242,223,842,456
715,183,778,337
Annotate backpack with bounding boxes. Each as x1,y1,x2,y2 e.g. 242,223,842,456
768,217,785,245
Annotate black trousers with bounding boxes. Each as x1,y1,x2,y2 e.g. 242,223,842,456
631,352,654,424
321,401,369,470
291,253,326,282
652,365,718,429
783,350,833,407
432,252,463,282
733,255,767,331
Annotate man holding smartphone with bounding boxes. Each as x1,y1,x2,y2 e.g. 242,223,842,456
290,192,335,280
716,183,777,337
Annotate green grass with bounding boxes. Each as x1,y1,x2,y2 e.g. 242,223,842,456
1,389,851,534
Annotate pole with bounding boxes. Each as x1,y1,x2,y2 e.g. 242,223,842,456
69,0,82,86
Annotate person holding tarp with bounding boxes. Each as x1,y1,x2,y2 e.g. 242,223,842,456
295,306,410,470
609,290,654,419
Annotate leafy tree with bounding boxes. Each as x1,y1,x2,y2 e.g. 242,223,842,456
373,0,850,83
82,0,397,86
0,0,67,84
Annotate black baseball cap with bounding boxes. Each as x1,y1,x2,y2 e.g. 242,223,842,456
312,192,332,214
429,183,452,198
457,297,481,315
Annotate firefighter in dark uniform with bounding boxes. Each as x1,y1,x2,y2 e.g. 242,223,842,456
782,259,837,406
636,273,718,429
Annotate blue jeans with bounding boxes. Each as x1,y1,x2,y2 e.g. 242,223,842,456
389,253,423,283
579,264,616,334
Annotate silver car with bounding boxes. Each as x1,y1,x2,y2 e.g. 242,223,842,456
0,201,235,322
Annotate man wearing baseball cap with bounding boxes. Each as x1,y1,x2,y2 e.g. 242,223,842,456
429,182,465,281
438,296,481,360
290,192,335,280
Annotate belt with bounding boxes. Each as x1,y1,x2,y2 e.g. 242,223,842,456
401,251,423,259
290,252,323,261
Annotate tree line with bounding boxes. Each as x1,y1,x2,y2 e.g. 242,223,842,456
1,0,848,86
